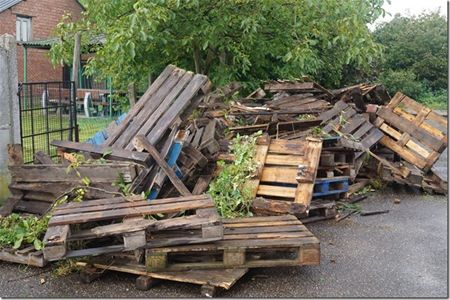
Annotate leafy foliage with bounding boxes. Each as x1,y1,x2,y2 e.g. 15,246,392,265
207,132,260,218
373,11,447,106
50,0,385,90
0,214,50,250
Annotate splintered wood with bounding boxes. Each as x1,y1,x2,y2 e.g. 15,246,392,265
374,92,448,171
247,136,322,211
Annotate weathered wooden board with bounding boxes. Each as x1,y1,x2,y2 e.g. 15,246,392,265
145,215,320,271
374,92,448,171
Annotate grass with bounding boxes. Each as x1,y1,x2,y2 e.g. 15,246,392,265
20,111,114,163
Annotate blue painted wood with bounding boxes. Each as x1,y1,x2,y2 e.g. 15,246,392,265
313,177,349,197
85,112,127,145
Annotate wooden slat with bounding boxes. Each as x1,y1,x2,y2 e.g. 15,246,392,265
265,154,305,166
104,65,175,146
9,164,136,183
377,107,445,152
352,122,374,139
393,107,446,139
268,139,305,155
257,185,296,198
295,138,322,207
379,136,428,169
146,75,209,146
379,123,430,158
48,199,214,226
133,135,192,196
51,140,151,166
245,136,270,198
125,71,194,150
260,167,297,184
115,68,186,149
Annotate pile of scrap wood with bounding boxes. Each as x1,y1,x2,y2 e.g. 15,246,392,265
0,64,447,297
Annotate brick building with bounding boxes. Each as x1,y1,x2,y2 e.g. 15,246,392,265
0,0,84,82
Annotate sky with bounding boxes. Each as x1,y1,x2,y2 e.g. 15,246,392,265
370,0,447,29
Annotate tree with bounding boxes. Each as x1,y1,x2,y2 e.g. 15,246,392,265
373,11,447,101
50,0,385,91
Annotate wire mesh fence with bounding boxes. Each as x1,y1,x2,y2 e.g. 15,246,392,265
18,81,78,163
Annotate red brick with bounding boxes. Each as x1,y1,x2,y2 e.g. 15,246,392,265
0,0,83,82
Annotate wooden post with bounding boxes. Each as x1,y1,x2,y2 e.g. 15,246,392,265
127,82,136,107
72,32,81,88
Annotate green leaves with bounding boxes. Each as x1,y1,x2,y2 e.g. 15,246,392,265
50,0,385,90
207,133,260,218
0,214,50,251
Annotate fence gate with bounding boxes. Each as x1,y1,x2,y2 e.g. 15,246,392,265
18,81,79,163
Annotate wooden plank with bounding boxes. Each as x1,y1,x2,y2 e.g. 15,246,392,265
268,139,305,155
377,107,445,152
125,72,194,150
341,115,366,134
9,164,136,183
133,135,191,196
251,198,307,216
260,167,298,184
379,136,428,169
115,68,186,149
379,123,430,158
318,100,349,123
146,75,209,146
393,107,446,139
104,65,176,146
192,175,213,195
48,199,213,226
257,185,296,198
43,225,70,261
352,122,374,139
244,135,270,198
265,154,305,166
295,138,322,207
0,250,45,267
14,200,50,214
51,140,151,166
264,81,315,91
33,151,54,164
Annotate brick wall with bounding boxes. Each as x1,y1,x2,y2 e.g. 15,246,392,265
0,0,83,82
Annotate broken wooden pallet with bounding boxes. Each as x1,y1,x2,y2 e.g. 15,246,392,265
246,136,322,211
0,246,46,267
77,259,247,297
43,194,222,261
104,65,211,151
299,200,337,224
319,100,384,157
374,92,448,171
145,215,320,271
2,156,141,216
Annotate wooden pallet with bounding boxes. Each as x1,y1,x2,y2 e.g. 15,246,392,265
319,101,384,156
0,246,46,267
77,259,247,297
300,200,337,224
246,136,322,210
145,215,320,271
43,194,222,261
313,177,349,199
104,65,211,151
374,92,447,171
3,155,141,216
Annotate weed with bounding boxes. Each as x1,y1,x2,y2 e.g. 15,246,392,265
207,132,261,218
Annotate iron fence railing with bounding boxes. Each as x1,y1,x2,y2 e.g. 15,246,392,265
18,81,79,163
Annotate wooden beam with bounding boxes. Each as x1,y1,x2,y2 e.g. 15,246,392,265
133,135,191,196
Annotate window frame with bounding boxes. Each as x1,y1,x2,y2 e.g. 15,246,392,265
16,16,32,42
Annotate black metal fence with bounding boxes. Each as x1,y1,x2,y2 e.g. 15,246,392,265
18,81,79,163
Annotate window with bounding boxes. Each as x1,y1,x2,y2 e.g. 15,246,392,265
16,16,31,42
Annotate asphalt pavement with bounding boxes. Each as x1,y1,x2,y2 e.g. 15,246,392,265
0,186,447,298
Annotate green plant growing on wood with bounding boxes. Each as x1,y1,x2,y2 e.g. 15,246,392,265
207,132,261,218
0,214,50,251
